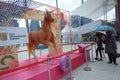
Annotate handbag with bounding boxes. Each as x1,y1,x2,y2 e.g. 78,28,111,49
113,50,120,58
115,53,120,58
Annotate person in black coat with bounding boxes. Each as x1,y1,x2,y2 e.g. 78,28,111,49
95,32,103,61
104,31,118,65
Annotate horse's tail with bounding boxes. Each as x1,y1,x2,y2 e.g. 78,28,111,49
27,33,33,60
26,43,30,61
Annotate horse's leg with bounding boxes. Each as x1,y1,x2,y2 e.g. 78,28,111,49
41,40,54,48
48,46,53,56
28,33,33,62
51,33,57,52
28,45,38,62
32,46,38,62
27,43,32,62
40,40,54,55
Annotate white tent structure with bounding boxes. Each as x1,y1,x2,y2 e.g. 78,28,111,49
61,24,80,43
71,0,115,20
77,19,105,35
62,19,115,43
77,19,116,41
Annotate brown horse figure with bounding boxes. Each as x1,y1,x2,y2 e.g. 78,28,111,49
27,9,57,61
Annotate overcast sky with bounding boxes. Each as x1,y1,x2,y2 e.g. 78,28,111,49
33,0,87,11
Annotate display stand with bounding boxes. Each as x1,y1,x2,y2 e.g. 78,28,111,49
47,56,51,80
77,43,92,71
91,44,94,62
66,54,76,80
83,49,91,71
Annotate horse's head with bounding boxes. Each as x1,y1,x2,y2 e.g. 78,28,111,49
44,9,54,23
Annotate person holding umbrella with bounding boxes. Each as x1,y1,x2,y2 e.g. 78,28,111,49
104,31,118,65
95,32,103,61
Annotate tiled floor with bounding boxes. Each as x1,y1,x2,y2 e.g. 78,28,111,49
61,42,120,80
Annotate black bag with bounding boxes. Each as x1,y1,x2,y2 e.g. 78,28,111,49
115,53,120,58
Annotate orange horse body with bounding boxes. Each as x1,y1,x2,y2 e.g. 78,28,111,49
27,9,57,61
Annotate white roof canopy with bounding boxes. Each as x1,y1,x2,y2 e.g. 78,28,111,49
71,0,115,20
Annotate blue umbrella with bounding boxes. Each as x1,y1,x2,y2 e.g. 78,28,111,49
95,25,116,33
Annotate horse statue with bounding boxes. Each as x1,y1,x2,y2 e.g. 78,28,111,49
27,9,57,61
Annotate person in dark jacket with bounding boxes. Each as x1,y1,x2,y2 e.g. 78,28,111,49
104,31,118,65
95,32,103,61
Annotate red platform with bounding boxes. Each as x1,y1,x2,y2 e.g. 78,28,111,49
1,51,86,80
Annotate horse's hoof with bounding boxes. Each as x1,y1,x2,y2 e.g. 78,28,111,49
34,57,38,62
35,59,38,62
47,54,51,57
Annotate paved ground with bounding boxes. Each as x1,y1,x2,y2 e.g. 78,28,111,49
61,42,120,80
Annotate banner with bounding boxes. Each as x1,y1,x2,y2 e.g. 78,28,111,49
0,27,28,46
23,10,44,20
51,19,63,54
0,45,18,71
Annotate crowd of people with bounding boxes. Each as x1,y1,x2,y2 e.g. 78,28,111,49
95,31,118,65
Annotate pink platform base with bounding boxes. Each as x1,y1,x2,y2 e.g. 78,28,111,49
2,51,86,80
